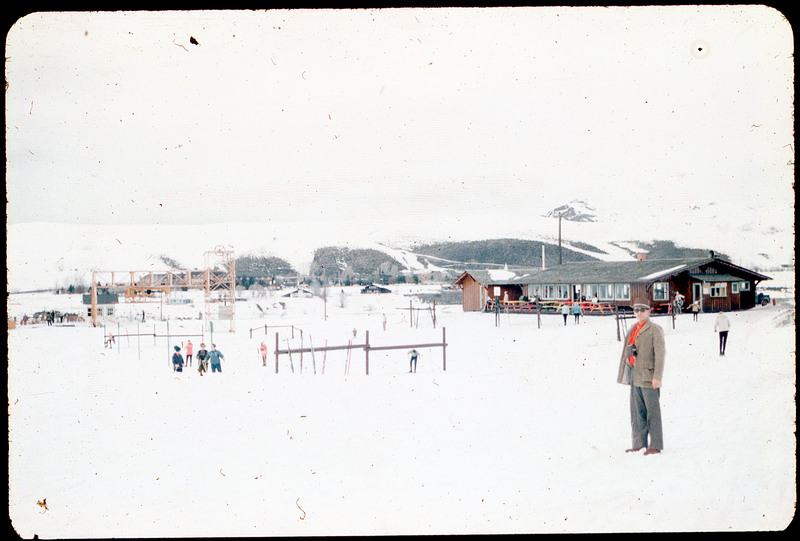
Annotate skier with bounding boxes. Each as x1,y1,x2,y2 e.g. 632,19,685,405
408,349,420,373
259,342,268,366
196,343,209,375
172,346,184,372
561,303,570,325
185,340,193,367
207,344,225,373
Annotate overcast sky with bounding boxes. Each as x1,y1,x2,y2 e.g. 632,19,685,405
5,7,794,231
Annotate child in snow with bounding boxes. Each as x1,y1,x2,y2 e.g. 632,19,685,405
185,340,193,367
408,349,420,373
172,346,184,372
260,342,268,366
196,343,208,375
207,344,224,373
690,301,700,322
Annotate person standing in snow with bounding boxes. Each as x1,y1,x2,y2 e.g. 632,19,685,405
259,342,268,366
714,310,731,355
690,301,700,321
560,303,569,325
617,298,665,455
185,340,193,367
207,344,224,373
172,346,184,372
408,349,420,373
571,302,583,324
196,343,209,375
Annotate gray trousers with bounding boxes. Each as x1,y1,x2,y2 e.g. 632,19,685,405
630,384,663,450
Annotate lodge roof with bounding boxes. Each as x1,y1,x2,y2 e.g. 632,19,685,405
453,257,771,286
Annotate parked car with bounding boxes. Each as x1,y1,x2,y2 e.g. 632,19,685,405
361,284,391,294
756,292,771,306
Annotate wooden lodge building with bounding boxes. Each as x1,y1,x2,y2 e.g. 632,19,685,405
452,254,771,314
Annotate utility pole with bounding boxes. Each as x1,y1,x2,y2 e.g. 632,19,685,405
558,212,563,265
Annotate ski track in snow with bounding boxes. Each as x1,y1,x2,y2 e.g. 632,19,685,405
7,288,796,537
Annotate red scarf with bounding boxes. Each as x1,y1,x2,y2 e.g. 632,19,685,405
628,321,646,366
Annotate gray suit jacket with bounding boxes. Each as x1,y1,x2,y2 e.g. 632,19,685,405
617,319,666,388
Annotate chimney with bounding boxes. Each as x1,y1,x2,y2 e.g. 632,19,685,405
709,250,716,259
637,253,647,261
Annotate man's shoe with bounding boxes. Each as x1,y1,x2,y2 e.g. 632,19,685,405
625,447,644,453
643,448,661,455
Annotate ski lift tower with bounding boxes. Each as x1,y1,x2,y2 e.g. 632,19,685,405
204,246,236,333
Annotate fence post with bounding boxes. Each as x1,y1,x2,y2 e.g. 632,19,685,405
166,320,171,368
275,332,279,374
442,327,447,371
365,330,370,375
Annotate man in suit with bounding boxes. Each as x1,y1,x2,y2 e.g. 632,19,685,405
617,298,666,455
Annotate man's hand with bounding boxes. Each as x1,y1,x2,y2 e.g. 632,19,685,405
652,378,662,389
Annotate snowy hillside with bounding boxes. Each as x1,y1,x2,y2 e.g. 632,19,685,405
6,198,793,293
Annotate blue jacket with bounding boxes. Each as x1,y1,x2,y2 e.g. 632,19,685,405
207,349,224,366
571,304,583,315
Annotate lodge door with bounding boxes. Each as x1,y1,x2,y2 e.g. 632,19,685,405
692,282,703,310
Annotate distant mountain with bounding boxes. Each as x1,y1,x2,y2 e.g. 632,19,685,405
610,240,727,261
543,200,598,222
301,238,735,286
309,246,403,285
6,204,788,293
412,238,599,269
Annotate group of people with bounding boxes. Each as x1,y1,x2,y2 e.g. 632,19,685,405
172,340,224,375
560,302,584,325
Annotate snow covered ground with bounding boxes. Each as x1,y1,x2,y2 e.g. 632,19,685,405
7,286,796,536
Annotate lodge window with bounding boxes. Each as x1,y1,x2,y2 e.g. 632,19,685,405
543,285,556,300
731,282,740,294
584,284,598,299
493,286,501,297
614,283,631,300
740,281,750,291
556,284,570,300
528,284,542,299
711,283,727,298
597,284,614,301
653,282,669,301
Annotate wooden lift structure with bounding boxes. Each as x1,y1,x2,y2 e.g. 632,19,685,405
90,247,236,331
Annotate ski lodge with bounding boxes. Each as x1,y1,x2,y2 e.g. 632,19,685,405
452,254,771,314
